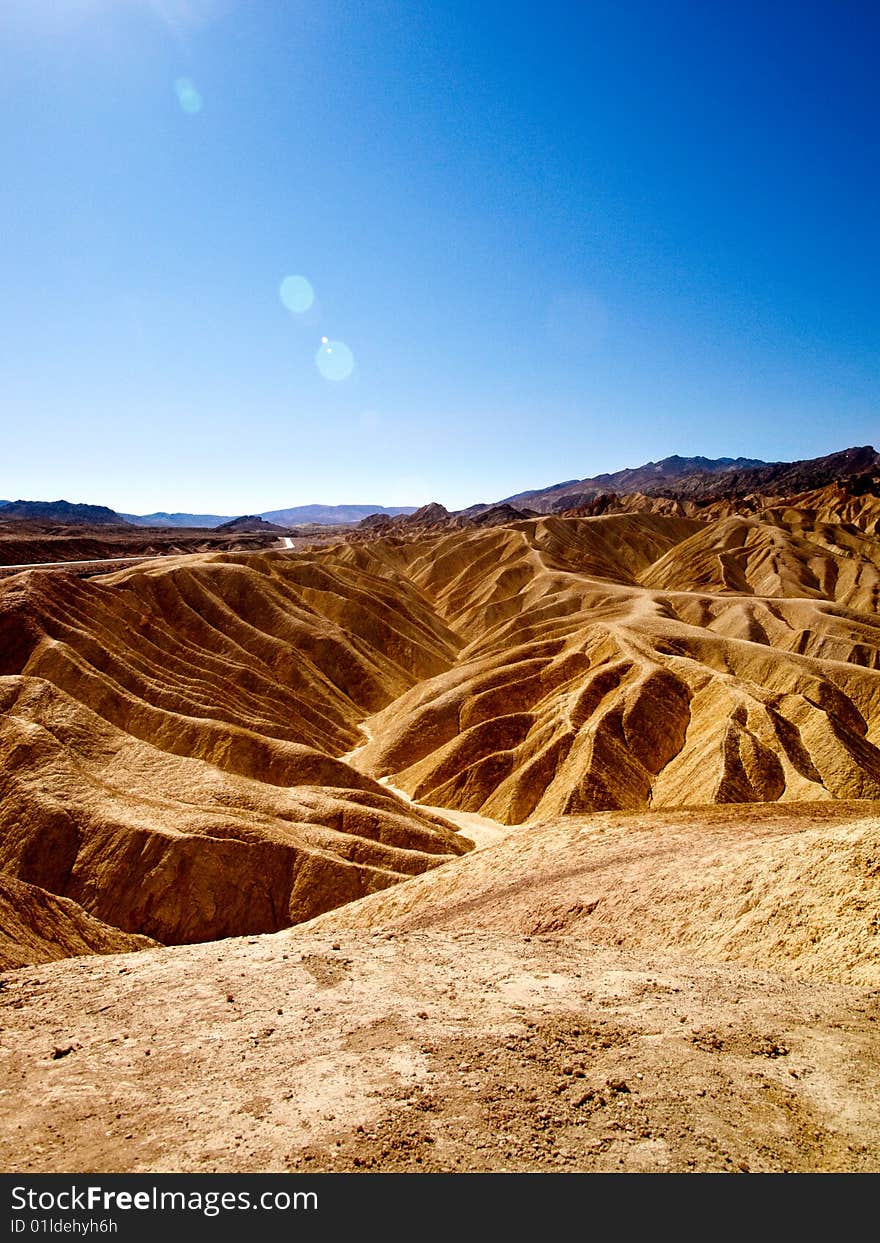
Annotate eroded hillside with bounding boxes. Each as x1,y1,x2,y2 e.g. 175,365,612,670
340,508,880,821
2,493,880,950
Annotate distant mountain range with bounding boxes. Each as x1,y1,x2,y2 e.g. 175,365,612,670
120,504,417,528
120,511,233,528
0,501,418,528
3,448,878,529
500,446,880,512
259,504,417,526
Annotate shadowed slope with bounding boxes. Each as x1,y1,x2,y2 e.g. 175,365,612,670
0,675,467,944
0,553,470,944
0,876,156,969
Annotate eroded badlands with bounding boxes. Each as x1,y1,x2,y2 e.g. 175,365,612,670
1,496,879,1171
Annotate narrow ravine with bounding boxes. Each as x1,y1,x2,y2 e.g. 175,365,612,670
339,722,512,851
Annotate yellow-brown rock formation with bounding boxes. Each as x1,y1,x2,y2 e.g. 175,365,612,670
3,490,880,950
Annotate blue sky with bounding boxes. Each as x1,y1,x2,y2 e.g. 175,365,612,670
1,1,877,513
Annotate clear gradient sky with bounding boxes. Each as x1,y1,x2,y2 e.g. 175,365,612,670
1,1,877,513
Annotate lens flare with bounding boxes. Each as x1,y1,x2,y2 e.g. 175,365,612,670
279,275,315,314
315,339,354,381
174,78,203,115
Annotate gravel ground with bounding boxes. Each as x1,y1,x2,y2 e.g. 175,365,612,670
1,929,877,1174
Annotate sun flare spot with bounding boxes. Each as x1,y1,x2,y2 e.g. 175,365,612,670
315,339,354,381
173,77,203,115
279,275,315,314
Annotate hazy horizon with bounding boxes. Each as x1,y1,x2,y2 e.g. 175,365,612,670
2,1,877,512
3,442,879,518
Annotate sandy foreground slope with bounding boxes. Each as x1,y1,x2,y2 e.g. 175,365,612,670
307,802,880,988
0,932,876,1174
1,802,878,1175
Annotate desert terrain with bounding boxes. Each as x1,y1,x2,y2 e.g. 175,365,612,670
1,454,879,1173
0,516,332,578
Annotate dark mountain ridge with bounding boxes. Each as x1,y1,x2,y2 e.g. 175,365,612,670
214,515,289,533
0,500,130,526
501,447,879,513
